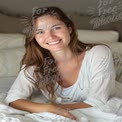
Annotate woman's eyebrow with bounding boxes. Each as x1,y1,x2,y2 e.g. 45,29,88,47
51,24,62,28
36,28,43,32
36,28,43,31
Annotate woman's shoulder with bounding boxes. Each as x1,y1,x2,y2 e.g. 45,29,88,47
20,65,36,76
90,45,110,52
88,45,111,57
85,45,113,63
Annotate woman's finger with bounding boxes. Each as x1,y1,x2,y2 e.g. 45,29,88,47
55,107,77,120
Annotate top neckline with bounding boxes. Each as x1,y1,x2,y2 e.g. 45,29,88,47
63,50,88,89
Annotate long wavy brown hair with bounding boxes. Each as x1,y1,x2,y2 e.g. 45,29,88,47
21,6,94,102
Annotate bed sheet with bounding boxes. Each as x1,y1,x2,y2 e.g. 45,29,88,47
0,93,122,122
0,77,122,122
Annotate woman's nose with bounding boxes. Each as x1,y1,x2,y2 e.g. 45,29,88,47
46,30,54,38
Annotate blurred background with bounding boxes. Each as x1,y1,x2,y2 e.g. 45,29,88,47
0,0,122,15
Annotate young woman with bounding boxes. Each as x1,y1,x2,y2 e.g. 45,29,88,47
5,6,116,120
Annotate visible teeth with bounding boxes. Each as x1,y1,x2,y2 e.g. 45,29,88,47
48,40,60,45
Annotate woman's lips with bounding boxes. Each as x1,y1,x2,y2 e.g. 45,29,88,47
47,39,61,45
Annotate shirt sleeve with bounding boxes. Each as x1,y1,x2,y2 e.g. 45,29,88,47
5,66,36,105
84,45,116,107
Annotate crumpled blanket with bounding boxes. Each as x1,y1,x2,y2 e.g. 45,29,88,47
0,82,122,122
0,113,21,122
26,111,89,122
0,101,122,122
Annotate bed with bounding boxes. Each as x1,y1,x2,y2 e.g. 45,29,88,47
0,13,122,122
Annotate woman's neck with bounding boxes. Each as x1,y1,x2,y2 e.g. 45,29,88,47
50,48,76,64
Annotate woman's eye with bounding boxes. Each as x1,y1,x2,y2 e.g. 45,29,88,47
36,31,44,35
53,26,61,30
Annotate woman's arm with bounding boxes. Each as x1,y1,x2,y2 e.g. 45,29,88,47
9,99,77,120
56,102,92,110
9,99,49,113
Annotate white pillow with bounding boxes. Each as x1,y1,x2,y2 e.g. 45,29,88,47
0,33,25,49
77,30,119,43
0,76,16,91
112,52,122,83
0,47,25,77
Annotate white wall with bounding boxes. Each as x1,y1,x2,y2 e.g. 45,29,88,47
0,0,122,14
0,0,121,15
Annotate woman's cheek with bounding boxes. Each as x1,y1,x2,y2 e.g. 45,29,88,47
35,36,43,43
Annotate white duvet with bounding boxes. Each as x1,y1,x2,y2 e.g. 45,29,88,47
0,89,122,122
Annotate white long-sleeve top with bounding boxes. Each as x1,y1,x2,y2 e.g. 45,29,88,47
5,45,116,107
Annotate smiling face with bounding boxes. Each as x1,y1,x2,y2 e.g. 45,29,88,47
34,15,72,53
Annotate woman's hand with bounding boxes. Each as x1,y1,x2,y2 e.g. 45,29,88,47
47,102,92,120
48,104,77,120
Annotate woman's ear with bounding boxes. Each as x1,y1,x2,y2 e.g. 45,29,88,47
68,27,72,34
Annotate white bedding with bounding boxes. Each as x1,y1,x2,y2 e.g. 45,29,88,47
0,80,122,122
0,99,122,122
0,77,16,94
